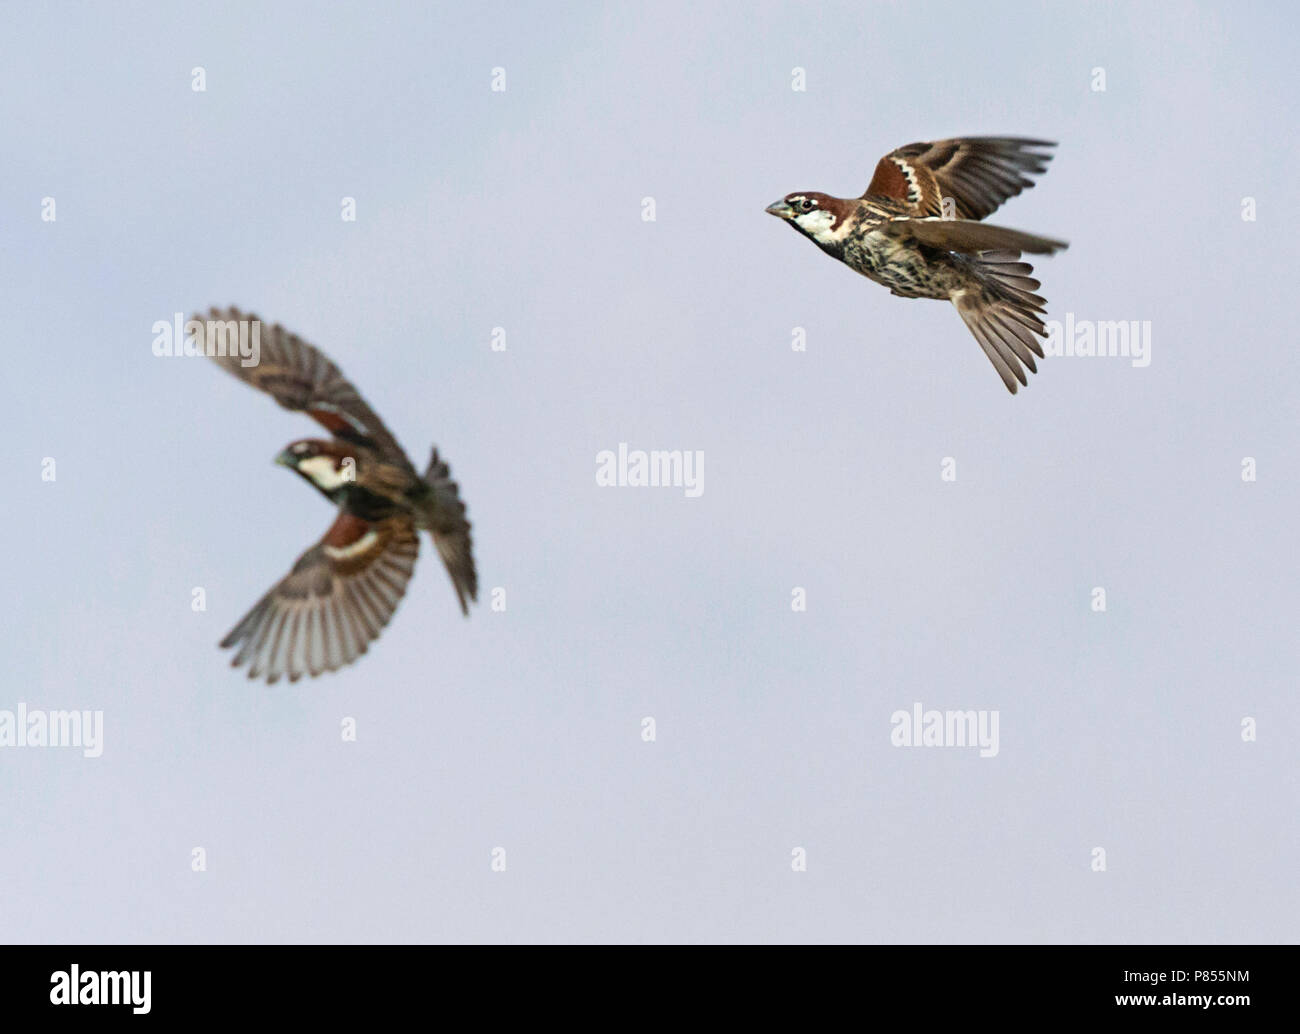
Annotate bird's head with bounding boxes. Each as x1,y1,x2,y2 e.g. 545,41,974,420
765,192,851,245
275,439,357,498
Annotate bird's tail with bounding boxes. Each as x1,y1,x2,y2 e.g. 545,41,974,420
952,249,1053,394
420,447,478,615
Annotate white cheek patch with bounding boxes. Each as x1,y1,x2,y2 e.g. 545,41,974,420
793,209,837,240
324,529,380,561
298,455,352,491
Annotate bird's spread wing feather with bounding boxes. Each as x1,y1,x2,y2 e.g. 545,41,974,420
953,251,1052,395
220,512,420,683
194,306,415,473
864,137,1055,220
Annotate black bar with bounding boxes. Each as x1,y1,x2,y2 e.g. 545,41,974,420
0,944,1282,1021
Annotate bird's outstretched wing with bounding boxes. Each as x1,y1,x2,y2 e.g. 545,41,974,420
953,251,1052,395
864,137,1055,221
193,306,414,473
220,512,420,683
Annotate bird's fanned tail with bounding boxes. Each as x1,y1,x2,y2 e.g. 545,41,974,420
422,447,478,615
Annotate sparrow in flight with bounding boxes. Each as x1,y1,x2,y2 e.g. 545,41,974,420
766,136,1068,393
196,306,477,683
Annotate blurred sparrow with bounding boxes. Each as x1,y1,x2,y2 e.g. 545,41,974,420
197,307,476,682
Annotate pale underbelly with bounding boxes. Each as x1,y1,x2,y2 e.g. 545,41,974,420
841,232,966,300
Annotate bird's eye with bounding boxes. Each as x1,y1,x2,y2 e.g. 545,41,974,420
799,198,814,212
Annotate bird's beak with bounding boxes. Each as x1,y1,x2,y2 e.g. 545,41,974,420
765,199,795,219
274,449,295,468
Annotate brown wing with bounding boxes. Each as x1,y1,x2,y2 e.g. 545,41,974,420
954,251,1052,395
194,306,415,473
864,137,1055,220
220,512,420,683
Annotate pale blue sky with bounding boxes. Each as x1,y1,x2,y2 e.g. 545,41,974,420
3,0,1297,942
